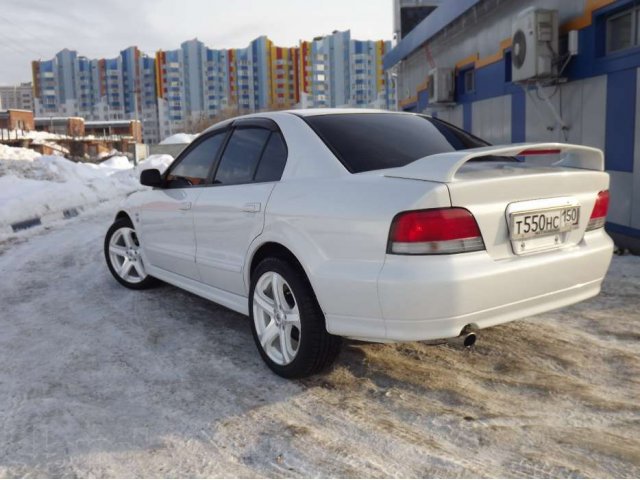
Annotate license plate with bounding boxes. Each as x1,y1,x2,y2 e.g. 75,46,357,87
509,206,580,240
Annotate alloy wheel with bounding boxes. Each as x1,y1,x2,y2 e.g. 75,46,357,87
252,271,301,365
108,227,147,284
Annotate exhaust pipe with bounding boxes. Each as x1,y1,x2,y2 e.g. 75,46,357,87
447,325,477,348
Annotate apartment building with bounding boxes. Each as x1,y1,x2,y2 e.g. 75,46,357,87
0,82,34,111
156,36,294,136
121,47,159,143
270,44,300,108
155,39,233,140
204,47,232,117
32,48,159,142
31,58,57,115
350,39,392,108
300,30,393,108
32,30,393,144
300,30,350,107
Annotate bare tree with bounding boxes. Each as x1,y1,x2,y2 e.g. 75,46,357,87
266,101,293,112
184,105,242,133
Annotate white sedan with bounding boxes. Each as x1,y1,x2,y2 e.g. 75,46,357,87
104,109,613,378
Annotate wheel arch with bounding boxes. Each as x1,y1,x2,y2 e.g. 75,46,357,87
114,210,132,222
245,240,324,308
248,241,308,282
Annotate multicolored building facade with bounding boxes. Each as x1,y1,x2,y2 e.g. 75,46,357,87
32,30,394,143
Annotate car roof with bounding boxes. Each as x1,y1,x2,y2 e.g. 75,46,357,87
201,108,424,135
286,108,395,117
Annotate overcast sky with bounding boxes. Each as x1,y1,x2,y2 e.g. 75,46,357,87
0,0,392,85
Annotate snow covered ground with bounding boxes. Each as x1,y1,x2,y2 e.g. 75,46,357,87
0,144,173,238
0,207,638,477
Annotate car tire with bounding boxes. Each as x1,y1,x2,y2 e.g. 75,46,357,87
249,257,342,378
104,217,158,290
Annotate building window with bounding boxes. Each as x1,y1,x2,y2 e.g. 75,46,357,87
464,69,475,93
606,5,640,53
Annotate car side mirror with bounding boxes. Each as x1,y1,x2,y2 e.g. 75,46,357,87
140,169,164,188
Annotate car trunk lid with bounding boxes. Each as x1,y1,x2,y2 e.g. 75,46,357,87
384,143,609,260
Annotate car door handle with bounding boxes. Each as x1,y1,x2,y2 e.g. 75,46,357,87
241,202,261,213
178,202,192,211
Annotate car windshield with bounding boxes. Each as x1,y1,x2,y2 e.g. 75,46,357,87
303,113,494,173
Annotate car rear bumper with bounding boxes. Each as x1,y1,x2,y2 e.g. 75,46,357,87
374,230,613,342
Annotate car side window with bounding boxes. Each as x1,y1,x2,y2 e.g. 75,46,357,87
254,132,287,183
165,133,226,187
213,128,271,185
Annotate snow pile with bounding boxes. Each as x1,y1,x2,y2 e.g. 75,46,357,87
0,145,173,229
30,139,70,155
136,154,174,172
159,132,197,145
0,156,139,227
0,128,68,141
0,138,70,157
98,149,121,159
0,143,41,162
100,155,133,170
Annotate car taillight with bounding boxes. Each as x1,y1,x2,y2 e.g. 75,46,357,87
587,190,609,231
388,208,485,255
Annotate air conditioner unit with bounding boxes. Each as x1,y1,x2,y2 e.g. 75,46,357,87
511,8,558,82
427,68,454,103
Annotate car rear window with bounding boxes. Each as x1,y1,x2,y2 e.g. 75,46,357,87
303,113,491,173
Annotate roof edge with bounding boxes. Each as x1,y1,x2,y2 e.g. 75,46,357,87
383,0,482,70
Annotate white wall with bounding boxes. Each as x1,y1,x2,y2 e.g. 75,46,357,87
472,95,512,144
608,171,634,227
521,74,635,228
524,75,607,149
436,104,463,128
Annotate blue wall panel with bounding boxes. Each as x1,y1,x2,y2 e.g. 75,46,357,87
606,222,640,238
604,69,636,172
417,89,429,111
565,1,640,81
463,102,472,131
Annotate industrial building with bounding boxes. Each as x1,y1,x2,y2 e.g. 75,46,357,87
384,0,640,250
0,109,34,132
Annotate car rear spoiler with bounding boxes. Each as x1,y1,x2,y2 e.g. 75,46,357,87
384,142,604,183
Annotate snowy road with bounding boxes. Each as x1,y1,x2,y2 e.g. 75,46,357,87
1,207,639,477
